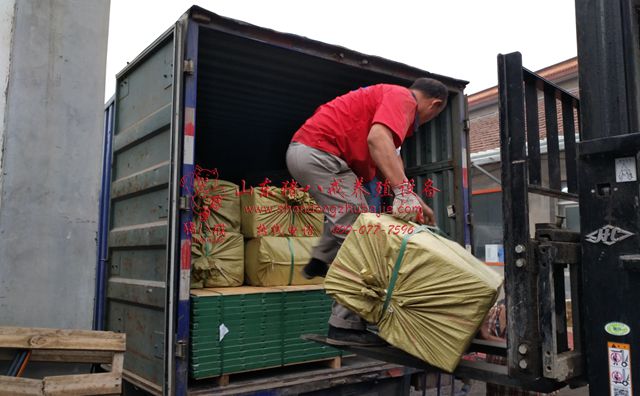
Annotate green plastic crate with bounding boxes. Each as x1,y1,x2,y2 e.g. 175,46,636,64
190,286,341,379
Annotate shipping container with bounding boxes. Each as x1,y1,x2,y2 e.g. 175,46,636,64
100,6,470,395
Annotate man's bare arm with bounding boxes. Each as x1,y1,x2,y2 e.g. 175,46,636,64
368,123,436,225
367,124,406,186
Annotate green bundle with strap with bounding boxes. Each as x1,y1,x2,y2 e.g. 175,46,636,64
324,213,503,372
240,186,323,238
193,179,241,233
191,230,244,288
245,237,323,286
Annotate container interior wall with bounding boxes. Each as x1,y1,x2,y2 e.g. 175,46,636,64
195,28,411,184
404,99,459,238
194,27,462,241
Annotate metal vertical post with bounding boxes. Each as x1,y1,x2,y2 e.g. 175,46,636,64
166,17,187,396
576,0,640,140
576,1,640,395
94,99,115,331
460,94,473,251
561,99,579,194
173,18,199,396
498,52,542,379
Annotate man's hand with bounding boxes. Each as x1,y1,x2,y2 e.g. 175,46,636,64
390,183,437,225
416,195,436,226
391,182,424,224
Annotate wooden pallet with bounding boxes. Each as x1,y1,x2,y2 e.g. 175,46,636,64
0,326,125,396
190,284,326,297
212,355,342,387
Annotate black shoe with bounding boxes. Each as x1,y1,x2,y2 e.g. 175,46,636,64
301,258,328,279
326,325,387,346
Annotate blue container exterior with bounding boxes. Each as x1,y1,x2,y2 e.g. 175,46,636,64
95,98,115,331
174,21,199,396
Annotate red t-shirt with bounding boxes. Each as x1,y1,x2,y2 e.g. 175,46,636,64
291,84,417,181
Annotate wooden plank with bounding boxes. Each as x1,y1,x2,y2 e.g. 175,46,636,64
122,369,162,396
0,376,43,396
207,356,343,387
281,356,341,369
0,327,125,352
0,334,124,352
210,363,283,379
190,288,222,297
193,284,325,297
204,286,283,296
215,374,230,387
0,327,124,340
43,373,121,396
0,349,114,364
191,358,402,396
326,356,341,369
111,352,124,376
271,285,324,292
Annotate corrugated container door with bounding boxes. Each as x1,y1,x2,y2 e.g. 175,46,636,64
105,28,180,395
403,92,471,247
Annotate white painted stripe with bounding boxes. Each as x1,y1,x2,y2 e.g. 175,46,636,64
179,269,190,300
183,135,194,165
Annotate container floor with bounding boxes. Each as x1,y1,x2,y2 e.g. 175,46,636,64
188,355,405,395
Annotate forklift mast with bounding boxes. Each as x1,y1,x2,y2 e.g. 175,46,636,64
575,0,640,395
498,52,582,391
497,1,640,394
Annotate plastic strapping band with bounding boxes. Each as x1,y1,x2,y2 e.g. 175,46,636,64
424,224,451,240
287,237,295,286
287,193,296,235
381,225,431,315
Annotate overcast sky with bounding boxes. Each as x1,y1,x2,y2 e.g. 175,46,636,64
105,1,577,101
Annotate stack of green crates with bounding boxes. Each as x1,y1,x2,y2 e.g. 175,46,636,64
280,287,338,364
190,285,340,380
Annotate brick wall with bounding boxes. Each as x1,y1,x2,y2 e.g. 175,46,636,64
468,58,579,154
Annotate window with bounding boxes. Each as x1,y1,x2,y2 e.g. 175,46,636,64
472,189,503,264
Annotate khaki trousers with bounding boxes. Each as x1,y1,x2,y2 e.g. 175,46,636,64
286,142,368,330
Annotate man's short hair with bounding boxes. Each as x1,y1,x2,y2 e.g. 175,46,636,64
410,78,448,107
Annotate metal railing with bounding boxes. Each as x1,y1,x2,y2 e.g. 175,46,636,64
498,51,584,388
